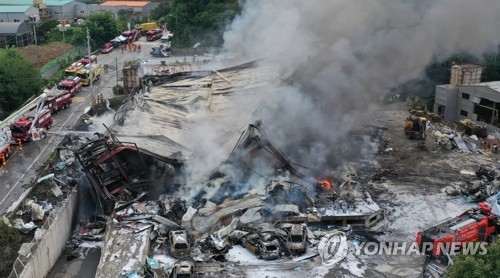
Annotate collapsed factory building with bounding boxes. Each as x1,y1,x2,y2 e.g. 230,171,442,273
4,60,392,278
11,58,500,278
81,61,383,277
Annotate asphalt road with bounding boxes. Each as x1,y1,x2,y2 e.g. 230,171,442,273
0,36,173,215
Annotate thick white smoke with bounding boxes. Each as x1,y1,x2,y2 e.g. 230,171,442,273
221,0,499,168
181,0,500,188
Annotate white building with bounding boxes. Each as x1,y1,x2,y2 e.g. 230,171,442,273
0,0,82,22
0,5,39,23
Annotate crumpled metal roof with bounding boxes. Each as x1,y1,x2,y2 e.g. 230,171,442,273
113,62,288,159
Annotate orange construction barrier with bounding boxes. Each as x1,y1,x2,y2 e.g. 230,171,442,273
18,140,23,151
1,153,5,167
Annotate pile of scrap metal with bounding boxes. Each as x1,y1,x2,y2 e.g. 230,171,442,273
74,131,184,223
75,122,382,276
430,119,499,154
445,165,500,201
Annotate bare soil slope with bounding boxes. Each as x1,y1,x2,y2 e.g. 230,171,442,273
16,42,74,67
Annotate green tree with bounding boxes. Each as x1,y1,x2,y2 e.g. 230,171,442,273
425,52,480,85
152,0,242,47
37,18,58,38
46,11,120,50
481,51,500,82
446,240,500,278
0,222,22,277
47,26,86,46
0,48,42,116
84,11,122,49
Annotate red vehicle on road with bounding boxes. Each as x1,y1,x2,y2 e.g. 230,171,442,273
121,30,141,43
44,88,72,113
81,55,97,65
10,94,54,142
0,129,13,162
58,76,82,97
417,202,500,264
101,42,113,54
146,29,162,41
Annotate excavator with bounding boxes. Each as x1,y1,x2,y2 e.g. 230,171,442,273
405,115,428,140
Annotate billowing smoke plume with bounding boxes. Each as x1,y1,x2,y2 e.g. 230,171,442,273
183,0,500,188
223,1,499,167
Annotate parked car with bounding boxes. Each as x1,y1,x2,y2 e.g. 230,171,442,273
287,224,307,253
258,239,281,260
170,230,190,257
171,261,195,278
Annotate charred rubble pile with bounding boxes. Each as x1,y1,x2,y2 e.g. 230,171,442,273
430,118,497,154
65,123,385,276
421,116,500,200
444,165,500,201
5,135,83,236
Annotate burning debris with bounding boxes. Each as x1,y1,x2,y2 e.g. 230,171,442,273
69,118,385,277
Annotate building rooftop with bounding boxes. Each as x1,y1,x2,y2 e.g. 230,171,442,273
463,81,500,92
0,5,32,13
101,1,149,7
0,22,31,35
0,0,76,6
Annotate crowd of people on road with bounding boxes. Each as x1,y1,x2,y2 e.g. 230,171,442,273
121,43,141,53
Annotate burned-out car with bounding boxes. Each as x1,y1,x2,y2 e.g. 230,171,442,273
287,224,307,253
170,230,190,257
171,261,195,278
258,239,281,260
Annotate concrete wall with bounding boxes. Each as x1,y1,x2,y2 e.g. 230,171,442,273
15,189,78,278
434,85,458,121
456,85,500,124
75,3,101,18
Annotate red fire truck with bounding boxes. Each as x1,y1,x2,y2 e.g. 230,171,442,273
10,95,53,142
81,55,97,65
0,128,13,162
43,87,72,113
101,42,114,54
58,76,82,97
146,29,162,41
417,202,500,264
121,30,141,43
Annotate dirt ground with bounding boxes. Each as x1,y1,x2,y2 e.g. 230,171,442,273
328,101,500,277
15,42,74,67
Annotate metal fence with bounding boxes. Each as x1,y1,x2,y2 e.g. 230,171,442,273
41,45,87,78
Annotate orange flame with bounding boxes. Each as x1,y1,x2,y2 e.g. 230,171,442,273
319,179,333,191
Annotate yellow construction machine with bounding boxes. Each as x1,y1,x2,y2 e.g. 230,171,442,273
405,115,428,140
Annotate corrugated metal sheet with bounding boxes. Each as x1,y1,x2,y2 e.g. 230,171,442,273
112,63,286,158
0,22,31,35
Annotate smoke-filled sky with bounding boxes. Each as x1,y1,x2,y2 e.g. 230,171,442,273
215,0,500,175
137,0,500,194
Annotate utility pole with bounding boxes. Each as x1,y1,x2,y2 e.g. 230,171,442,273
31,16,40,67
60,7,67,62
86,28,94,101
115,57,119,87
